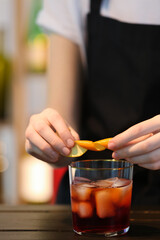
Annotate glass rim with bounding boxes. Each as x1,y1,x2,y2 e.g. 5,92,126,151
69,159,133,171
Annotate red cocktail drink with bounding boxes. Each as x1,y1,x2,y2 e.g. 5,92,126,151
71,177,132,234
69,160,133,237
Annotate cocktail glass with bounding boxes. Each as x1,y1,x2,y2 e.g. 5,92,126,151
68,159,133,237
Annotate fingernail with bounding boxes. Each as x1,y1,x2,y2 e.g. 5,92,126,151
108,142,116,150
62,147,70,156
66,139,74,148
112,152,119,159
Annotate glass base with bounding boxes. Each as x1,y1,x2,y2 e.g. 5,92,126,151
74,226,130,237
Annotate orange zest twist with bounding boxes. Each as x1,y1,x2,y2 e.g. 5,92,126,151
75,138,112,152
95,138,112,149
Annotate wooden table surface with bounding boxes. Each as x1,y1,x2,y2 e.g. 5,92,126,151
0,205,159,240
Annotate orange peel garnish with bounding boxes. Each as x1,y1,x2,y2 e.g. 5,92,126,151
67,138,112,158
95,138,112,148
75,140,105,151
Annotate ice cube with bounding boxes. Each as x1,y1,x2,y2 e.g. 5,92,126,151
71,199,78,213
73,177,91,184
95,189,115,218
78,202,93,218
110,188,123,205
95,177,118,188
112,178,131,188
71,182,94,201
111,180,133,206
118,183,132,207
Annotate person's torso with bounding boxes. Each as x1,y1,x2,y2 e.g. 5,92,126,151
77,0,160,64
79,0,160,205
56,0,160,205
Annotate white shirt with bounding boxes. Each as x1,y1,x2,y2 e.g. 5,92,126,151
37,0,160,64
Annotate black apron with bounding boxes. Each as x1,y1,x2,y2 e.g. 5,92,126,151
57,0,160,205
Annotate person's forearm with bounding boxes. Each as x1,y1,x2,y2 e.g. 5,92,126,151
25,35,83,168
47,34,83,132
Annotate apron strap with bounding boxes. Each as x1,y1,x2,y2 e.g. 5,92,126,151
90,0,102,15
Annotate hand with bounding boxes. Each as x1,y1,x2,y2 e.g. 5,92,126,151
108,115,160,170
25,108,79,166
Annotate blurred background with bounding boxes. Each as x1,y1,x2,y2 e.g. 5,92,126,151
0,0,58,204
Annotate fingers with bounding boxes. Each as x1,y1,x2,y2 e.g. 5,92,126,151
112,132,160,159
25,108,80,165
126,147,160,170
108,115,160,150
112,132,160,170
138,161,160,170
44,109,75,147
68,126,80,141
107,115,160,170
124,133,153,146
30,118,71,156
29,109,76,152
113,149,160,170
125,147,160,168
25,139,59,164
25,126,59,162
